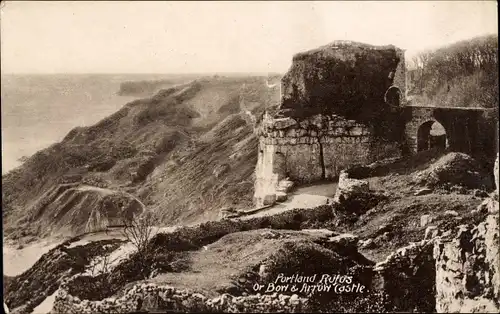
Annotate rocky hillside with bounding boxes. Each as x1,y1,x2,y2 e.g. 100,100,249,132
2,75,281,242
4,151,498,313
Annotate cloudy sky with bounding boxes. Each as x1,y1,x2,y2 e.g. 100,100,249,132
1,1,497,74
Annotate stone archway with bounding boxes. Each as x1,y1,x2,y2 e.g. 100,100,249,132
417,120,448,152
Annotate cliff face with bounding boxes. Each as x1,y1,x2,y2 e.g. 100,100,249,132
19,184,145,238
280,41,406,122
434,208,499,312
433,155,499,312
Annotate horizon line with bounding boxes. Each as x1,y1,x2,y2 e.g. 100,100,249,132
1,71,285,76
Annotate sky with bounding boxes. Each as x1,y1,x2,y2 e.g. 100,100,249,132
0,1,497,74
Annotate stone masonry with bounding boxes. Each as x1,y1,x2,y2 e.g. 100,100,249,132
53,283,309,313
253,113,400,206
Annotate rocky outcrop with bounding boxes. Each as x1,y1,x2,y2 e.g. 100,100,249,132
433,200,499,313
279,40,406,122
26,185,145,237
373,240,436,312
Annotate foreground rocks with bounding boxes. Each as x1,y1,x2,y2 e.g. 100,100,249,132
373,240,436,312
53,283,309,313
434,197,499,313
372,194,499,313
10,152,500,313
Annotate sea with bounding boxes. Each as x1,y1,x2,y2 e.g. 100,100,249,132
1,74,177,174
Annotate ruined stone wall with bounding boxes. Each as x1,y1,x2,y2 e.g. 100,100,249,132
53,283,309,313
254,113,401,206
393,49,407,100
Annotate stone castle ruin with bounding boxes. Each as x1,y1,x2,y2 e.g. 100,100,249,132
254,40,497,206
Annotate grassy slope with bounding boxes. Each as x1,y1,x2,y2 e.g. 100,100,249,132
2,75,281,241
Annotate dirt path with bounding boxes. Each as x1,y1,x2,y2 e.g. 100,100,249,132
243,182,337,219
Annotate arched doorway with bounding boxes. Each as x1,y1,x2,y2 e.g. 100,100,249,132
384,86,402,107
417,120,448,152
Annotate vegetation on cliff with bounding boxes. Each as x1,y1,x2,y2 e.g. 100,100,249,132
407,34,498,109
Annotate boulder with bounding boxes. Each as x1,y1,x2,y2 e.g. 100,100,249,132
333,170,374,214
275,192,288,202
262,194,277,206
334,171,369,200
277,180,294,193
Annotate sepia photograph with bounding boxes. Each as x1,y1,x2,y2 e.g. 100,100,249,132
1,1,499,313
